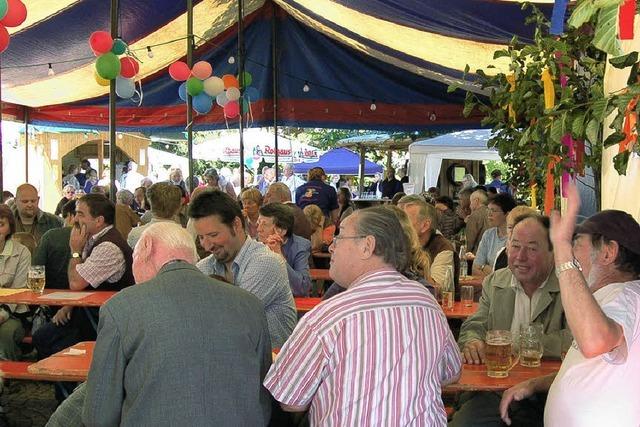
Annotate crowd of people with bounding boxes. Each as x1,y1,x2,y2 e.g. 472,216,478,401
0,161,637,427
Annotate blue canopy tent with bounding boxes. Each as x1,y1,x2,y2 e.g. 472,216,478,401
0,0,554,131
292,148,382,175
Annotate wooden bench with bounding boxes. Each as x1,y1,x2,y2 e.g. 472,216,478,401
0,361,39,381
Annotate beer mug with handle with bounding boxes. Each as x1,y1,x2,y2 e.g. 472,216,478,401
520,323,544,367
485,330,520,378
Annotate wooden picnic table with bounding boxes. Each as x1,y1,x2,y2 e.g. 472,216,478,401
295,297,322,313
443,359,561,393
442,301,479,319
309,269,331,281
0,289,116,307
27,341,94,382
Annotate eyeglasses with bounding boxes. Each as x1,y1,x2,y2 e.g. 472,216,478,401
331,234,367,245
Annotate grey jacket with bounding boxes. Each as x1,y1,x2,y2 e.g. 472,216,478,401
82,261,272,426
458,267,571,359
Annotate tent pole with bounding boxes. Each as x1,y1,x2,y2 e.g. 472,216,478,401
24,107,29,183
238,0,245,189
187,0,194,193
358,145,365,197
272,1,279,181
108,0,119,202
0,58,3,196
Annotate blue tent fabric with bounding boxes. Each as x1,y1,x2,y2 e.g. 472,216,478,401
2,0,557,131
292,147,382,175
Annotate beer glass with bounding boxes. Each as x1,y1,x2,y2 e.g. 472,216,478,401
485,330,519,378
28,265,46,294
441,266,455,310
461,285,474,307
520,324,544,367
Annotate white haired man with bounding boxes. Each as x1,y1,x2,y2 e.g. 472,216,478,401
499,184,640,426
48,223,273,426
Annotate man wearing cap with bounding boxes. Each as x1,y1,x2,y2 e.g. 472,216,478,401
499,183,640,427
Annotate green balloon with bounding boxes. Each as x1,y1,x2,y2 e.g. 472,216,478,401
111,38,128,55
186,77,204,96
95,52,121,80
0,0,7,21
238,71,252,88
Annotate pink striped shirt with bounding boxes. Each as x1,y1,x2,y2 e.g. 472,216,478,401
264,269,461,426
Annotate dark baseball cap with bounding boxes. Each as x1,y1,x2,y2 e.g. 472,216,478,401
575,210,640,255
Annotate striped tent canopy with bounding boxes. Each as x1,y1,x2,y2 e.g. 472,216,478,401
0,0,554,131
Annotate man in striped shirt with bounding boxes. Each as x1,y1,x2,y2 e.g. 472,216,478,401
264,207,461,426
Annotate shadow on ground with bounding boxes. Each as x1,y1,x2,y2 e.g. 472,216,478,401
1,381,56,427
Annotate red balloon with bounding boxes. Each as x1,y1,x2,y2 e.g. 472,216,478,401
0,0,26,28
120,56,139,78
168,61,191,81
0,24,8,53
224,100,240,118
89,31,113,56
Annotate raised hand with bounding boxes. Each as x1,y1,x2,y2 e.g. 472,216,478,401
550,180,581,247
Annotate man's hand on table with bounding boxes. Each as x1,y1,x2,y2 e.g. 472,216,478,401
52,306,73,326
461,339,485,364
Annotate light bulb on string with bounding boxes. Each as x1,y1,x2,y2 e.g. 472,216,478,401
302,81,310,93
146,46,154,58
47,63,55,76
370,100,377,111
429,112,437,121
118,133,123,140
228,56,235,64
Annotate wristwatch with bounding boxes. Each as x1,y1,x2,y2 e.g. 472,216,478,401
71,252,81,259
555,259,582,277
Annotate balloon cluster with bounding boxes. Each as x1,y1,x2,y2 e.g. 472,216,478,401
0,0,28,53
169,60,259,118
89,31,140,100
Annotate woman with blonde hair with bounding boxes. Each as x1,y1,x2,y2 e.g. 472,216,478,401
303,204,327,252
240,187,263,239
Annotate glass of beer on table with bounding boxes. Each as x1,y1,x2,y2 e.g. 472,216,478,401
520,323,544,367
485,330,519,378
28,265,46,294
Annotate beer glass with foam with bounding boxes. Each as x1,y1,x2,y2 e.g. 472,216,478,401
485,330,519,378
27,265,46,294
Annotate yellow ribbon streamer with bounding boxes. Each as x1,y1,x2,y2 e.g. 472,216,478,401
541,67,555,110
507,73,516,120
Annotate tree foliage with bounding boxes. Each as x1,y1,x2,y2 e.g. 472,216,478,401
451,2,640,210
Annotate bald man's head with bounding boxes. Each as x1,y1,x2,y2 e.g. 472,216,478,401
15,184,40,219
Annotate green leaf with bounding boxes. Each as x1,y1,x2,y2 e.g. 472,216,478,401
592,5,624,56
602,131,626,147
550,118,564,144
568,0,596,29
447,84,459,93
591,98,609,121
493,50,510,60
586,118,601,143
518,127,531,147
609,52,639,69
610,111,625,130
613,150,631,175
572,112,586,137
627,63,640,86
593,0,623,7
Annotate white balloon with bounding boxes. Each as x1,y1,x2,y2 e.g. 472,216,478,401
116,76,135,99
216,92,229,107
203,76,225,97
226,87,241,101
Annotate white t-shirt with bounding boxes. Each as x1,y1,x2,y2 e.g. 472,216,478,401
545,280,640,427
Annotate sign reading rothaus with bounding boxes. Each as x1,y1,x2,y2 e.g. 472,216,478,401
198,140,321,163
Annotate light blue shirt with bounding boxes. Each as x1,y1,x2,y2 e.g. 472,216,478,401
473,227,507,270
197,236,296,348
